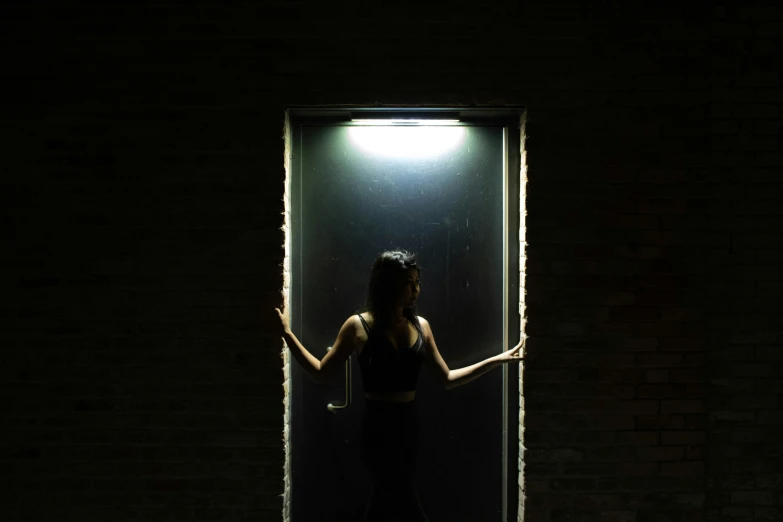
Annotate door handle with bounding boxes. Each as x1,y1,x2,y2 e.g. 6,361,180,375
326,346,352,412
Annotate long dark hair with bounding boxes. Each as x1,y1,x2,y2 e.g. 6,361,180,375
355,249,424,348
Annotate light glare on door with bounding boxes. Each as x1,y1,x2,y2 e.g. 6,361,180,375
347,126,466,158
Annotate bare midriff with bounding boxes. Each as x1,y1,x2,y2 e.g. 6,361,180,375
364,391,416,402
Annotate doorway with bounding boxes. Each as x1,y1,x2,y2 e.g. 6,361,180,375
284,108,525,522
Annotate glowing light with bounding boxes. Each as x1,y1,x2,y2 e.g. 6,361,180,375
352,119,459,126
348,126,466,158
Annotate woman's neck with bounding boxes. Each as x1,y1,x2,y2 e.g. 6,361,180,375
391,306,405,326
368,306,406,327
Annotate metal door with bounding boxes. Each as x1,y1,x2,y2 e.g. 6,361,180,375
289,111,520,522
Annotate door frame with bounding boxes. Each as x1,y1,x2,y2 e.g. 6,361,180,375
283,106,526,522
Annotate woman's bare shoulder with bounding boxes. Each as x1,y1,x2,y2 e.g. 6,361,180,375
416,315,430,329
335,314,362,338
353,312,373,333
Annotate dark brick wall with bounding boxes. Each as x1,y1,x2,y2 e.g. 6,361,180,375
3,2,780,521
707,6,783,522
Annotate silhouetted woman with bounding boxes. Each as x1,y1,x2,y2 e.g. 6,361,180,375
275,249,525,522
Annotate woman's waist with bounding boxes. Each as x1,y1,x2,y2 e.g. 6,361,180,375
364,390,416,403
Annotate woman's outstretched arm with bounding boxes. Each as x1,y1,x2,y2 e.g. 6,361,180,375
446,355,506,390
419,316,525,391
275,306,355,383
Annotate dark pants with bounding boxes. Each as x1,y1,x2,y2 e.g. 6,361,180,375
360,398,430,522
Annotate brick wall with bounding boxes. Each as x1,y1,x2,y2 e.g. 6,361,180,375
707,6,783,522
519,113,529,521
4,2,781,521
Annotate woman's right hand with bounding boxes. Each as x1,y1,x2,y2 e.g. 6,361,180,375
274,306,291,337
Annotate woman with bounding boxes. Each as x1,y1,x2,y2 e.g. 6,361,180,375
275,249,525,522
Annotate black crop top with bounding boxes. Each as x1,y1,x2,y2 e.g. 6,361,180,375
357,314,425,393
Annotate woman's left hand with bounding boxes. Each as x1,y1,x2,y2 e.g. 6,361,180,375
499,336,526,363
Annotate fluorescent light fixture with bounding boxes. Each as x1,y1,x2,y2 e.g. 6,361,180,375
348,125,466,158
351,111,460,124
352,119,459,126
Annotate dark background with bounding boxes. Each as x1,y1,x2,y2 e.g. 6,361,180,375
4,2,782,521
